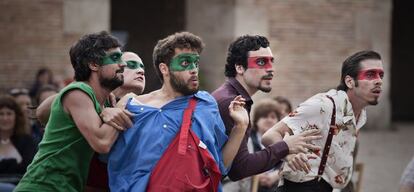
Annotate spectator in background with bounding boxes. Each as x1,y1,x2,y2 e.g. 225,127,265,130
35,85,58,106
8,88,32,134
9,88,31,120
30,85,59,141
9,88,41,144
273,96,292,119
29,67,58,99
400,156,414,192
250,99,282,192
0,95,36,192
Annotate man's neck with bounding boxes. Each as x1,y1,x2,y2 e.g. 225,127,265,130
112,87,137,100
346,90,366,122
86,77,112,105
138,82,186,109
234,75,257,96
158,83,184,101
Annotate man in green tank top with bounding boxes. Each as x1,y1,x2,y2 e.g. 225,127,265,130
15,31,133,192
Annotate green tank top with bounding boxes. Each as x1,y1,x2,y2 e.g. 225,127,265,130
15,82,102,192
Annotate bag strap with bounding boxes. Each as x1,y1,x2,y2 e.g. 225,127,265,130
178,97,198,155
317,95,336,180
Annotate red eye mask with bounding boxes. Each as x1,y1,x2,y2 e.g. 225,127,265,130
357,69,384,80
247,56,273,69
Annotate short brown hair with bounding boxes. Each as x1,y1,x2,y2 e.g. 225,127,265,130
152,31,205,81
251,99,281,132
0,95,27,136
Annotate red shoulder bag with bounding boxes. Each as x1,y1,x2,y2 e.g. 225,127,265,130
146,97,222,192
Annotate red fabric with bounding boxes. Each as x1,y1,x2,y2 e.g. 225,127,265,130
85,153,109,191
147,98,221,192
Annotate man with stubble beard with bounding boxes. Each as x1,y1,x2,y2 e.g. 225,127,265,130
262,50,384,192
15,31,133,192
107,32,250,191
212,35,321,188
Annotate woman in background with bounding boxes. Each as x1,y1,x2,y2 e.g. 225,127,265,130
0,95,36,192
250,99,282,192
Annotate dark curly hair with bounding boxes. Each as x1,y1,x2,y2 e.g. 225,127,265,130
69,31,121,81
225,35,270,77
337,50,382,91
152,32,204,82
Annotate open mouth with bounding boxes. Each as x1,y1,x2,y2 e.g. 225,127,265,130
135,76,144,81
371,88,382,95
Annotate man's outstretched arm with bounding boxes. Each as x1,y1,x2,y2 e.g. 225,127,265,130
218,98,320,181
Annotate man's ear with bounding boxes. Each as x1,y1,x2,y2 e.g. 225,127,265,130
235,64,245,75
345,75,355,89
89,62,100,72
159,63,169,76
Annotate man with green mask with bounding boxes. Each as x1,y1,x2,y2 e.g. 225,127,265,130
15,31,133,192
107,32,249,192
33,51,146,191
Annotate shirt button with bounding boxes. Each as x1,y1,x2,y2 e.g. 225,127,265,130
140,107,144,111
163,124,167,128
159,109,162,112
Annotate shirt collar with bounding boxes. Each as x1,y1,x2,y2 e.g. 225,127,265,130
330,89,367,129
227,77,253,103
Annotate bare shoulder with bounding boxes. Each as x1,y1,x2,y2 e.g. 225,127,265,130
62,89,95,113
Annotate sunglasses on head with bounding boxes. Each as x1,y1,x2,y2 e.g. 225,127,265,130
9,88,29,96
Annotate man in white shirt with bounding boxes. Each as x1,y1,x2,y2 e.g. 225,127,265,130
262,50,384,192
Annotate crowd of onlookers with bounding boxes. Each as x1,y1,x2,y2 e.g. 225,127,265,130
0,67,63,191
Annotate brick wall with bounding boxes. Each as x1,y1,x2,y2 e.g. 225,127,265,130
188,0,391,128
255,0,391,111
0,0,109,94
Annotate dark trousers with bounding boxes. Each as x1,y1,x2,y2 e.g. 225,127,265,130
275,178,333,192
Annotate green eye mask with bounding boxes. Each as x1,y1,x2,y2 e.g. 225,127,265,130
126,60,144,70
169,53,200,71
101,52,123,65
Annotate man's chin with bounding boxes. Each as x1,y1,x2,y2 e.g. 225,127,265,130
368,99,379,105
259,86,272,93
183,87,198,95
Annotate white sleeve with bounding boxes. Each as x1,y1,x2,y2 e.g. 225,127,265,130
282,97,332,135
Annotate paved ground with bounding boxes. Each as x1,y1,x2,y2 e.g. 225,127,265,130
357,122,414,192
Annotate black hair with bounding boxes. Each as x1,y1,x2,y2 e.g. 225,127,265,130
69,31,121,81
225,35,270,77
337,50,382,91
